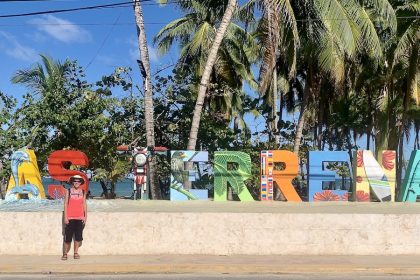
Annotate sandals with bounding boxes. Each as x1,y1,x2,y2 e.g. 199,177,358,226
61,253,80,260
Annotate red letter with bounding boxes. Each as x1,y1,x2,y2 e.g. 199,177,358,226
48,150,89,192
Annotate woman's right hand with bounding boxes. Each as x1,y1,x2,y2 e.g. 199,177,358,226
64,218,69,224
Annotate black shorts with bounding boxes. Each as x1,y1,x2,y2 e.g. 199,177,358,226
64,219,84,242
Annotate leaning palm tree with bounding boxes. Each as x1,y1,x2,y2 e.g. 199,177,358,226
154,0,253,150
155,0,258,127
187,0,239,150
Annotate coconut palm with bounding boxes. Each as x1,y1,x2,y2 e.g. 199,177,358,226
11,54,70,95
187,0,238,150
11,55,72,149
154,0,256,89
290,0,397,155
238,0,299,144
378,0,419,189
154,0,258,149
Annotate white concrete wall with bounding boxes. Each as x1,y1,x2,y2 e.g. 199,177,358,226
0,211,419,255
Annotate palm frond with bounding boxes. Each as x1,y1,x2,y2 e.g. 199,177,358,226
363,0,397,32
314,0,358,56
317,29,346,83
350,7,383,58
153,16,195,54
393,20,419,66
188,22,214,56
396,0,420,14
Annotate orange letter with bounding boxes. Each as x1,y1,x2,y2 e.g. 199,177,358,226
261,150,302,202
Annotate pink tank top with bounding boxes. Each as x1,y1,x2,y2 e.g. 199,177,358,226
66,188,85,220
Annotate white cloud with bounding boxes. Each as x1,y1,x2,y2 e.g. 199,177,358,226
0,31,37,62
129,37,159,62
148,45,159,62
25,32,48,43
29,15,91,43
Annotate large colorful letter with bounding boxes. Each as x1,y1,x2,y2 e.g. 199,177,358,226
260,150,302,201
398,150,420,202
214,151,254,201
354,150,396,202
6,149,45,201
170,151,209,201
47,150,89,192
308,151,351,202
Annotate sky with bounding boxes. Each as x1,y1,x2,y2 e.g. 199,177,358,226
0,0,181,101
0,0,268,140
0,0,417,161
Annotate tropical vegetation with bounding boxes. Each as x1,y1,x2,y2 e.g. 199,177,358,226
0,0,418,200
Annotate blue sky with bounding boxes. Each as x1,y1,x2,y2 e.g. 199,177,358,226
0,0,417,159
0,0,181,101
0,0,268,140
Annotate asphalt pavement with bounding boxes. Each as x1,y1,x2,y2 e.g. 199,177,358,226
0,255,419,276
0,274,419,279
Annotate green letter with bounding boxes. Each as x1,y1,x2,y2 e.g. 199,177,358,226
398,151,420,202
214,151,254,201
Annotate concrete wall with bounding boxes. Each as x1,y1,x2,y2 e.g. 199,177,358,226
0,211,419,255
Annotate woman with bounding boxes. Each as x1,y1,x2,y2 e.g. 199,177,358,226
62,174,87,260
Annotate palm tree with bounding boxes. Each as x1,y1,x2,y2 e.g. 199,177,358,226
154,0,256,90
155,0,258,134
11,55,72,149
133,0,167,199
239,0,299,144
384,0,418,190
187,0,239,150
11,54,70,95
291,0,397,155
154,0,255,150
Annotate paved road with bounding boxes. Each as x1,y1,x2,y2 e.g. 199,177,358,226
2,255,420,276
0,274,418,280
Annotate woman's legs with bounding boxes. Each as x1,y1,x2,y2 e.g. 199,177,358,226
63,242,71,254
62,242,70,260
74,241,80,254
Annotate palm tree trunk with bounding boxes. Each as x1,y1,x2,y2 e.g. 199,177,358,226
133,0,159,199
366,87,372,150
0,161,5,199
99,180,108,198
346,128,353,164
317,87,324,150
293,88,308,156
273,69,280,146
187,0,237,150
293,65,312,155
396,130,404,196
